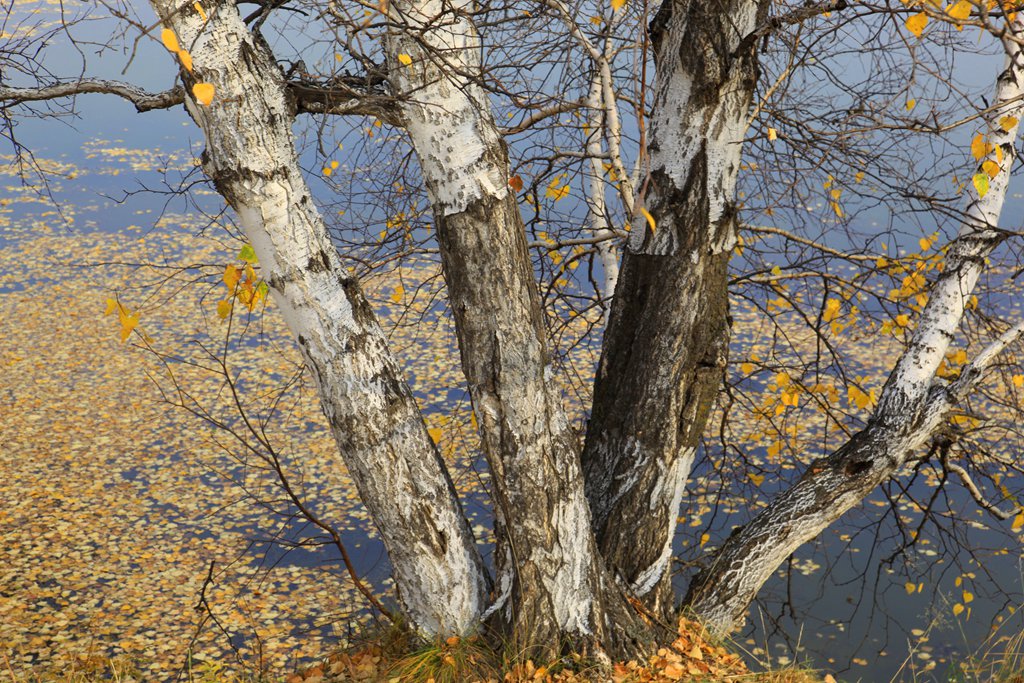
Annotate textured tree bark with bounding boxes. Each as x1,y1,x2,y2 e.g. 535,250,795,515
685,20,1024,635
148,0,488,637
581,0,770,617
384,0,653,656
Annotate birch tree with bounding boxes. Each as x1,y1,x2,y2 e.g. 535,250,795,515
5,0,1024,663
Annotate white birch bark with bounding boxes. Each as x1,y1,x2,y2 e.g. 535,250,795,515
584,73,621,303
685,16,1024,634
383,0,620,650
147,0,487,636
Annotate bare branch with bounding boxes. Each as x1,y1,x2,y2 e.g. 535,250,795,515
942,457,1015,520
0,79,185,112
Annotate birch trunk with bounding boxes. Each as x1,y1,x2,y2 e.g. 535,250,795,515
585,72,620,303
685,19,1024,635
148,0,488,636
581,0,769,617
384,0,651,655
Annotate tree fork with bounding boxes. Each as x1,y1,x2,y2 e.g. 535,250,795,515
148,0,489,636
581,0,771,617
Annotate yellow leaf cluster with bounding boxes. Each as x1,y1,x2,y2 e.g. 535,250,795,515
218,250,268,318
160,29,196,73
823,298,841,323
390,283,405,304
848,385,873,410
545,176,570,202
104,298,140,342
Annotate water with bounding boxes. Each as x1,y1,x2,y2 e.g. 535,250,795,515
6,2,1024,680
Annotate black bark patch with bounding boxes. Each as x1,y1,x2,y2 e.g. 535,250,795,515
844,459,872,477
307,249,330,273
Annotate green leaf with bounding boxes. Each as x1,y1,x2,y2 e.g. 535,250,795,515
238,244,258,263
972,173,989,199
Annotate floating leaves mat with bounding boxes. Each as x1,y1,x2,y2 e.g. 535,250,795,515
0,213,383,678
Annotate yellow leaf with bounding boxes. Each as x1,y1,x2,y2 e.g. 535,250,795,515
767,127,778,141
905,12,928,37
971,134,993,161
947,0,972,21
640,207,656,232
775,371,791,387
748,473,765,487
217,299,233,319
895,314,910,327
160,28,179,53
105,298,118,316
983,159,1001,178
823,298,841,323
223,264,241,290
1000,115,1019,132
117,306,139,343
973,173,990,198
178,50,193,72
740,362,755,375
545,176,570,201
611,0,626,11
398,53,413,66
194,1,208,21
905,582,916,595
906,98,916,111
1013,512,1024,531
963,590,974,603
390,284,405,304
848,385,872,410
919,237,932,251
953,603,965,616
1013,374,1024,388
192,82,215,106
699,533,710,546
427,427,443,444
855,170,865,183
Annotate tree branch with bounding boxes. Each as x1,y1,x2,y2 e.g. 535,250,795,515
0,77,402,123
288,80,402,125
0,80,185,112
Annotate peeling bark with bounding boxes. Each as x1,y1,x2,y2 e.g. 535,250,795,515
685,17,1024,635
582,0,770,617
148,0,487,636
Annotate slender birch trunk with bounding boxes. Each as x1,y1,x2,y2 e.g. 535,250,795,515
585,71,620,304
581,0,770,617
148,0,488,636
685,17,1024,635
